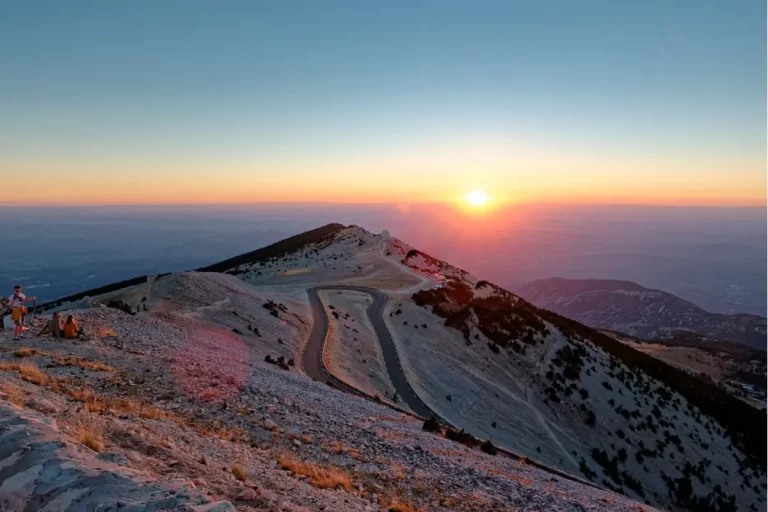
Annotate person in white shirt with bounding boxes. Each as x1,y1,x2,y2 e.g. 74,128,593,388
9,285,35,340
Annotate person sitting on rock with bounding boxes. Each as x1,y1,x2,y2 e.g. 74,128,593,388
37,312,64,338
62,314,82,339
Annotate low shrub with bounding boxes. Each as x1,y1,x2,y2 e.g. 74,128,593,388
105,299,135,315
422,416,441,433
446,428,479,448
481,439,498,455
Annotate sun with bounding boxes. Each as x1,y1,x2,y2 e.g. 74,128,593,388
465,190,490,207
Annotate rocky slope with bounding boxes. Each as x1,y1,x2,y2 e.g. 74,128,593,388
2,224,764,512
225,226,766,512
514,278,766,349
0,233,657,512
0,403,232,512
603,331,767,409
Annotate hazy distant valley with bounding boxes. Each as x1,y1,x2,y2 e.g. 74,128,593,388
2,204,765,316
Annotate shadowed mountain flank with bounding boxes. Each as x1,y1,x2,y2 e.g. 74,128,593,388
516,278,766,349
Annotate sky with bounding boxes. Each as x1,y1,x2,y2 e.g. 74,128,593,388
1,0,765,206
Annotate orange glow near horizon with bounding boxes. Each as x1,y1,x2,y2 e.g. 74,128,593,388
1,147,765,207
1,3,765,212
1,178,764,208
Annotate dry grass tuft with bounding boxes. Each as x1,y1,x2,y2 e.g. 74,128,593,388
52,356,114,372
207,424,247,442
232,465,248,482
276,454,352,491
387,501,424,512
136,405,164,419
77,420,105,452
184,418,248,443
323,440,345,455
69,386,164,419
0,361,48,385
1,362,62,392
0,384,25,406
376,428,409,441
18,363,48,385
94,327,117,338
13,348,39,358
391,462,408,481
348,448,365,462
69,386,106,413
379,494,426,512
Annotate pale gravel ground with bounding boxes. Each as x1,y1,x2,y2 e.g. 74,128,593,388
0,268,660,512
14,226,754,511
382,297,582,472
224,226,767,511
381,268,767,510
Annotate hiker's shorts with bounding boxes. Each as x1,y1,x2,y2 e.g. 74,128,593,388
13,318,23,326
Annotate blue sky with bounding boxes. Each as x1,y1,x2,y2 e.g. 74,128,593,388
1,1,765,205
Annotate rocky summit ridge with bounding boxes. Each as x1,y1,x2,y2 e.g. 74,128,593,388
0,224,764,512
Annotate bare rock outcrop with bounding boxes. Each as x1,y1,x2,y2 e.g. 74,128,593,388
0,404,233,512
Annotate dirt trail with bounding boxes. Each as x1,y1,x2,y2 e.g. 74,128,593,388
377,241,433,294
185,295,232,318
526,387,578,467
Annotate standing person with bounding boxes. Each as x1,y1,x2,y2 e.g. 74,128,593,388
9,285,35,340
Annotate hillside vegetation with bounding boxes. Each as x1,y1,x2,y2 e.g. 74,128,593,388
213,225,767,511
6,224,763,512
516,278,766,349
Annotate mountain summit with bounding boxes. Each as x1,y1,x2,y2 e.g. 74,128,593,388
1,225,764,512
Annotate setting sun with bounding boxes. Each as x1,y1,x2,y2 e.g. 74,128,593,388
466,190,490,207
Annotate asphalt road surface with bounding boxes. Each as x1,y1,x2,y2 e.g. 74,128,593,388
302,286,601,489
303,286,433,418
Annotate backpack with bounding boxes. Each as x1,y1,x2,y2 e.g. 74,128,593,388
10,294,27,320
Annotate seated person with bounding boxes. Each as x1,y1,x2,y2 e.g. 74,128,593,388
62,315,81,339
37,312,63,338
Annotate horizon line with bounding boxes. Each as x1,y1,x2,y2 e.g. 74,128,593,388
0,200,765,209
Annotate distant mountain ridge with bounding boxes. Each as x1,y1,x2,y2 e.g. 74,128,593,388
515,278,766,349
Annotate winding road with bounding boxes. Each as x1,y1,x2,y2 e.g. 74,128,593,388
302,285,602,490
303,286,433,418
